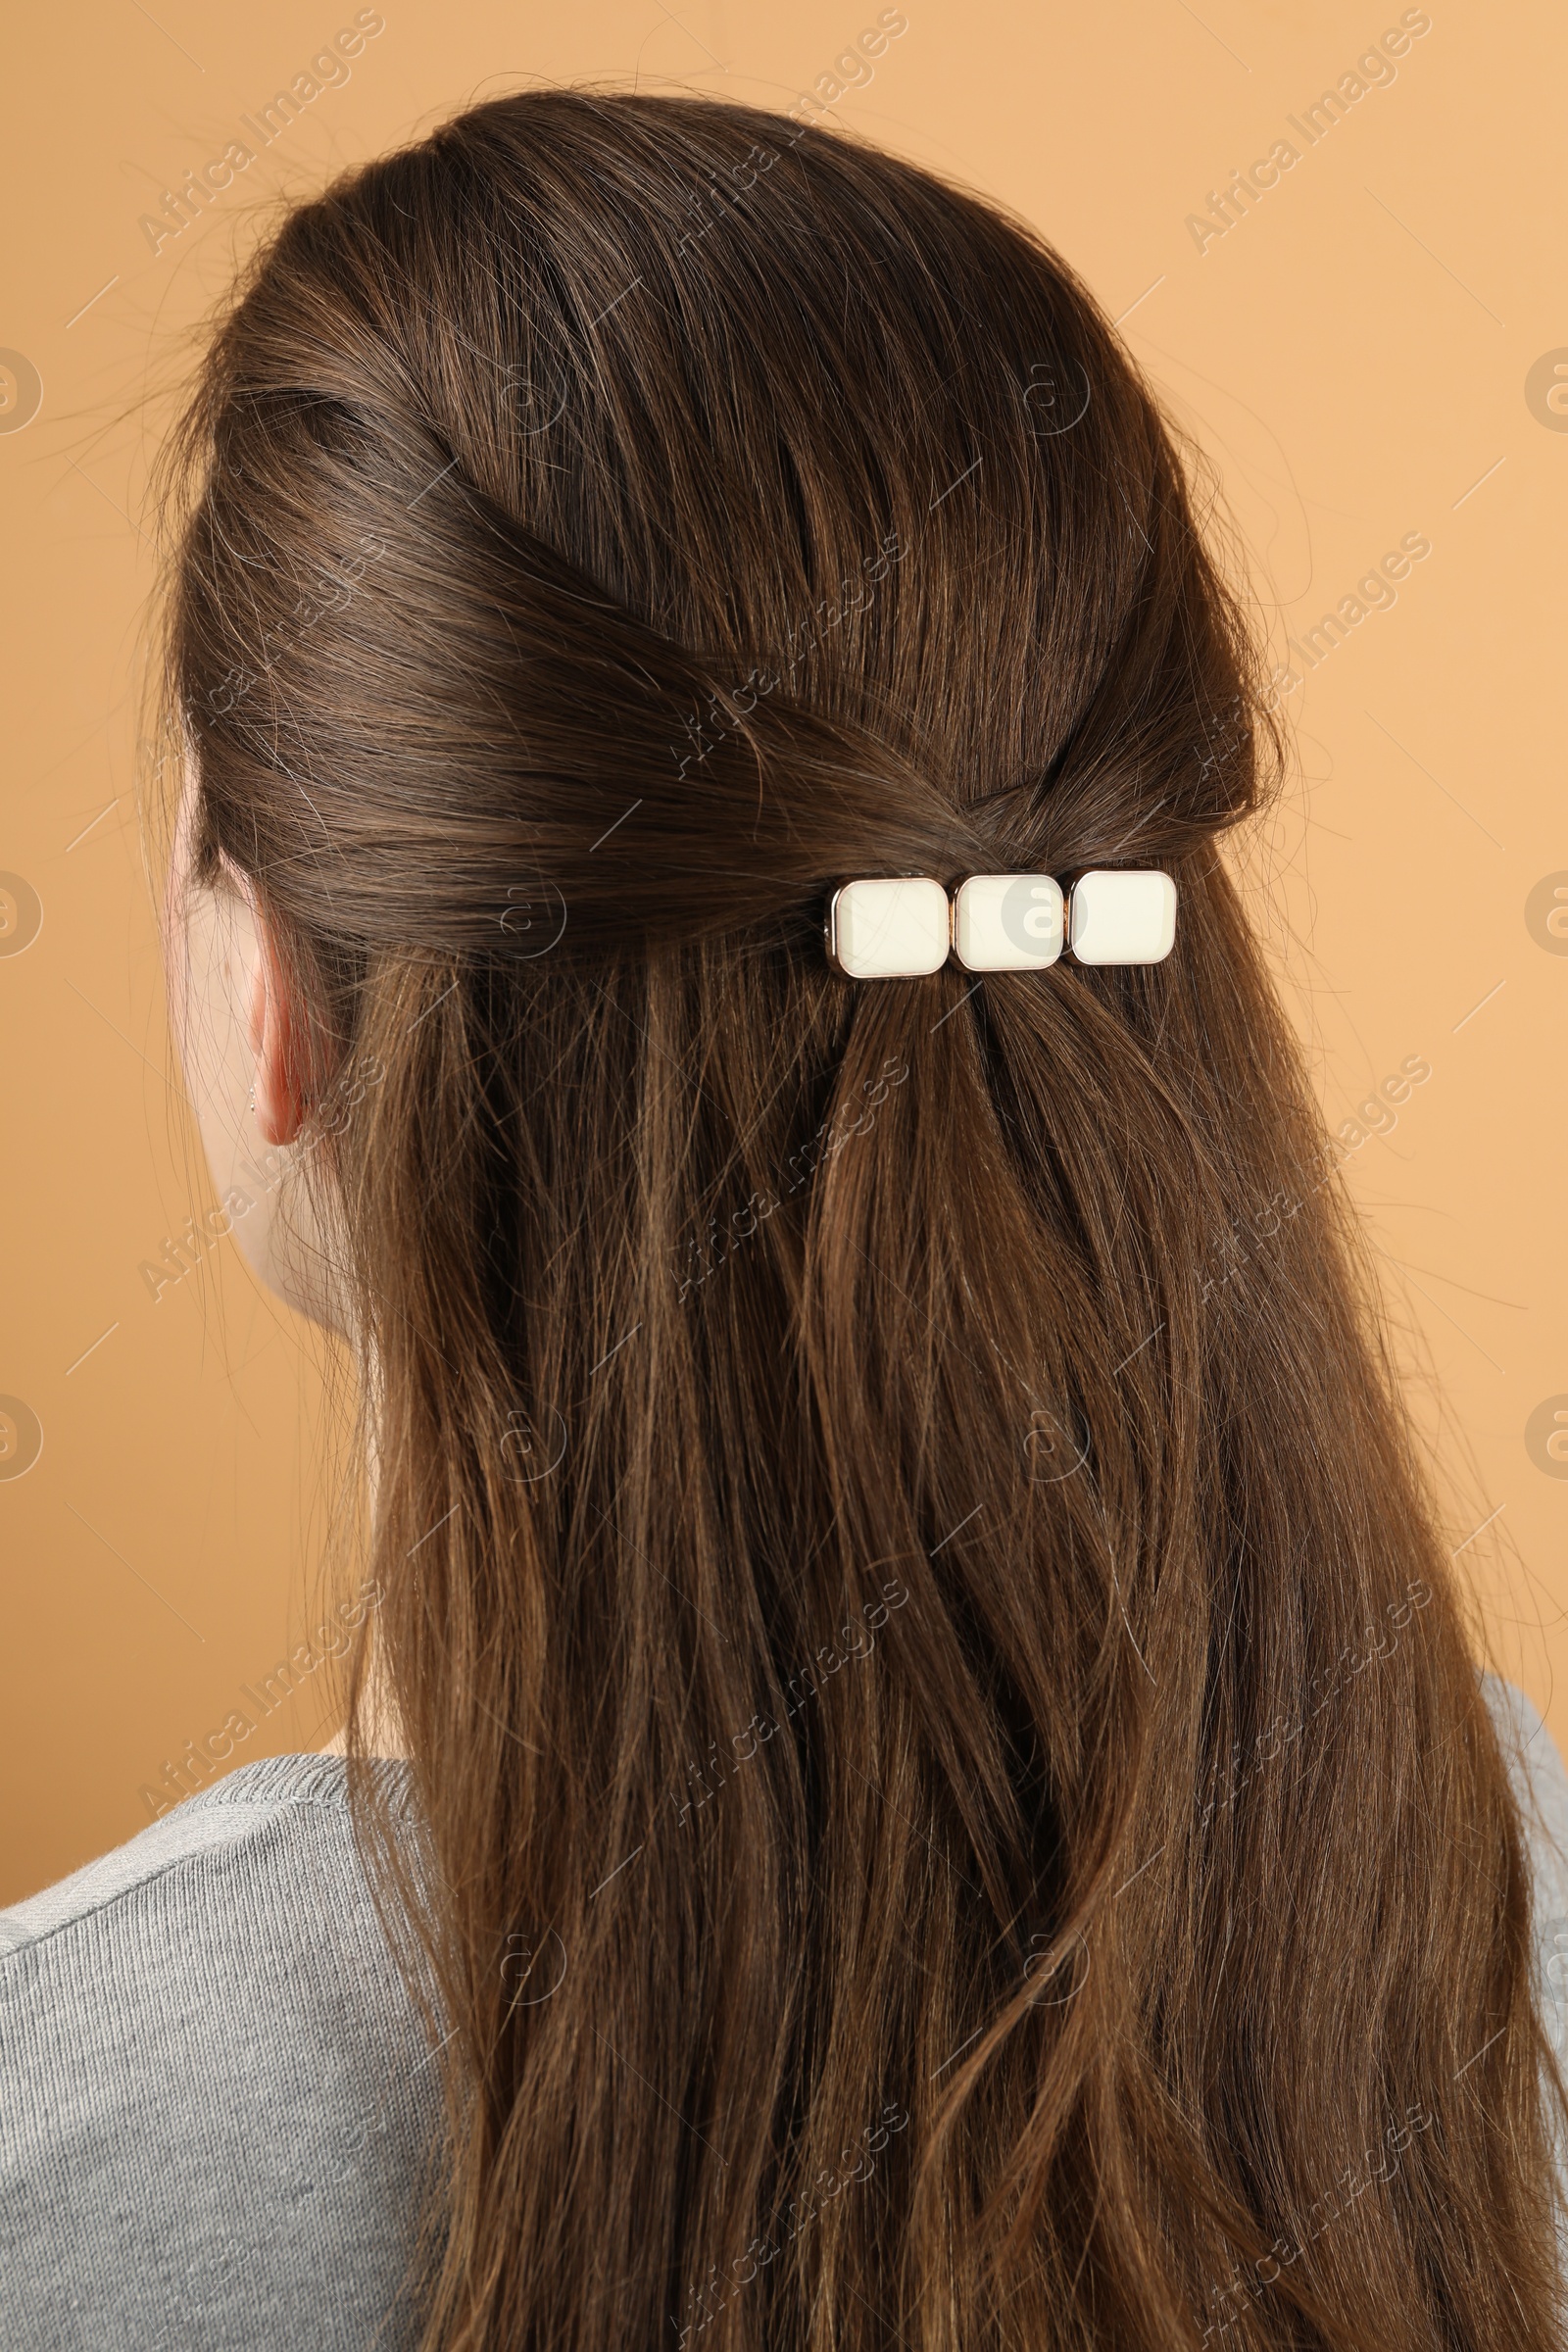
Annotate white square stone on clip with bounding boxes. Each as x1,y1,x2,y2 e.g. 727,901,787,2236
824,876,952,978
1065,868,1178,964
952,874,1065,971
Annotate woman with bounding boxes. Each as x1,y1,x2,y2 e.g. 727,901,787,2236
4,85,1566,2352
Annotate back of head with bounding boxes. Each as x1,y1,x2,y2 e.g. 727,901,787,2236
159,87,1562,2352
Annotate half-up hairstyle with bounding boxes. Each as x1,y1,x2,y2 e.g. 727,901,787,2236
155,86,1566,2352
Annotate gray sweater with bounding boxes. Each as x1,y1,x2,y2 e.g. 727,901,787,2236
3,1677,1567,2350
0,1755,440,2350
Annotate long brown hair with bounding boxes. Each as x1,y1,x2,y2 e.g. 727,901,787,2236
154,86,1565,2352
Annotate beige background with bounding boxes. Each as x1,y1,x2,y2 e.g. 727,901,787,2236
2,0,1564,1905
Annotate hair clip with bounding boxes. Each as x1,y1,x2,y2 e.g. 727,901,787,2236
1063,868,1178,965
824,868,1178,977
824,876,951,978
952,874,1064,970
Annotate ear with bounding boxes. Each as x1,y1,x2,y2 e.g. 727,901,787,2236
237,882,309,1150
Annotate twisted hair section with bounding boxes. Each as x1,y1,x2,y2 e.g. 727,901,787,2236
156,87,1563,2352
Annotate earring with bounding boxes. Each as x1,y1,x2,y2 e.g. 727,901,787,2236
247,1080,256,1113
